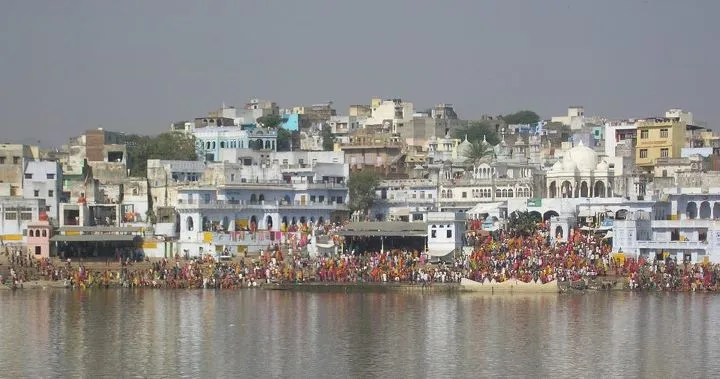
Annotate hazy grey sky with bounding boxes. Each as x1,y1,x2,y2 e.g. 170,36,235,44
1,0,718,146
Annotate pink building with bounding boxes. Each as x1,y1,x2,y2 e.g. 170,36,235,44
26,212,52,259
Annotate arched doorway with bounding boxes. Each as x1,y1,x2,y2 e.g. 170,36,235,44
699,201,711,219
615,209,628,220
258,194,265,203
318,216,324,225
250,215,258,230
561,181,572,198
529,211,542,222
714,203,720,219
580,181,589,198
265,215,273,230
202,216,210,231
594,181,605,197
555,226,564,239
186,216,194,231
543,210,559,221
686,202,698,220
222,216,229,231
300,216,307,226
549,181,557,198
250,193,257,203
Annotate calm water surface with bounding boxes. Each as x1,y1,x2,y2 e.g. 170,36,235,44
2,289,720,378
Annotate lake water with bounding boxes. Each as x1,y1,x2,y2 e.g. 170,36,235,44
1,289,720,378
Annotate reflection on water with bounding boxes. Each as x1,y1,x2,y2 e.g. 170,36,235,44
1,290,719,378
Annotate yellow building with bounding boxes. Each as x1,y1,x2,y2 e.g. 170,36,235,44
635,118,686,168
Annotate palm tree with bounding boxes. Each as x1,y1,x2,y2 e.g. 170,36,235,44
462,141,494,163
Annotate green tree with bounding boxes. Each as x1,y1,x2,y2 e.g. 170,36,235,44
507,211,542,237
126,132,197,177
322,125,335,151
501,110,541,125
256,114,284,129
462,141,494,163
454,121,500,145
348,170,381,214
276,128,294,151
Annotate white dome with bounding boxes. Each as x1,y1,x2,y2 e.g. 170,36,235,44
564,141,597,171
562,159,577,171
457,139,473,158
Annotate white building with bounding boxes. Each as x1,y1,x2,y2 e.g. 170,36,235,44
0,198,45,244
552,106,586,129
604,120,637,158
546,141,615,199
192,126,278,162
426,212,465,258
363,98,414,134
174,150,350,255
373,178,438,222
613,191,720,263
22,161,63,222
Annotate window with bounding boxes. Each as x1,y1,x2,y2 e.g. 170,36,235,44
640,130,648,139
34,190,39,197
13,157,20,164
48,190,54,197
25,173,33,179
46,173,55,179
431,229,437,238
20,212,32,220
336,196,344,204
662,170,668,177
660,148,669,158
5,212,16,220
42,229,47,237
660,129,668,138
639,149,648,158
446,229,452,238
462,192,467,198
310,196,317,203
0,157,5,164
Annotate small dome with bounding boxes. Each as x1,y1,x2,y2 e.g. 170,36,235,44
564,141,597,171
457,138,473,158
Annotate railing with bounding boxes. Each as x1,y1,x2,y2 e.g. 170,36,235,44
176,199,348,210
636,240,709,249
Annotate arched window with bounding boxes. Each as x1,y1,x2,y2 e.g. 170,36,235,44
220,141,226,148
42,229,47,237
508,189,513,198
186,216,194,231
496,189,501,198
250,193,257,203
258,194,265,203
29,230,34,237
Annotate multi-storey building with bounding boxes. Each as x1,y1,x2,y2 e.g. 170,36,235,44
192,126,278,162
0,143,40,197
174,150,350,255
22,161,63,222
635,117,685,169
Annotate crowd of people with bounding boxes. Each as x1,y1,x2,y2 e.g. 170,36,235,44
5,220,720,292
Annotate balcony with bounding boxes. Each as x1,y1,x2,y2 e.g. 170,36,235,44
175,199,348,211
652,219,717,228
636,240,708,250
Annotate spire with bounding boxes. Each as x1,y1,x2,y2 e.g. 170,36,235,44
482,134,487,144
464,134,468,142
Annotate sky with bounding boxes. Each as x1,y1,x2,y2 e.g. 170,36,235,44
1,0,718,146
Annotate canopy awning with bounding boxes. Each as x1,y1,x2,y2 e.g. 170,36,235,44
426,248,454,257
50,235,139,242
468,202,504,217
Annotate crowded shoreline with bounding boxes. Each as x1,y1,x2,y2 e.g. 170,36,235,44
4,222,720,293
